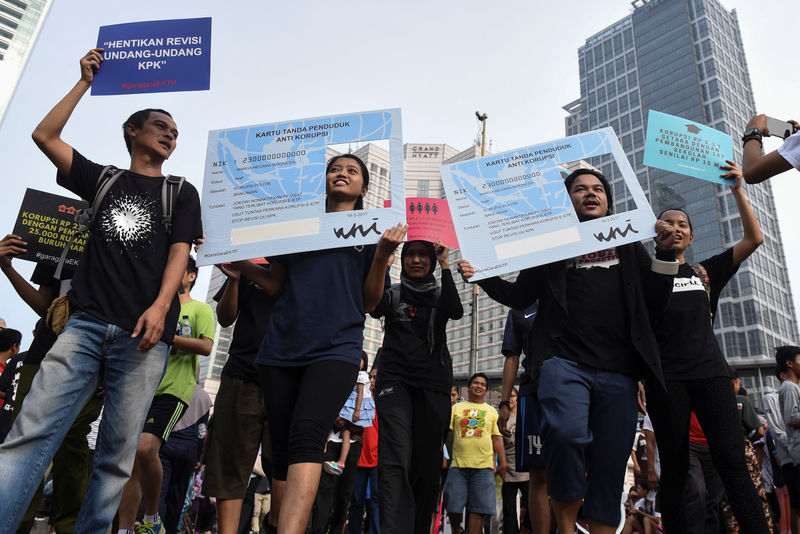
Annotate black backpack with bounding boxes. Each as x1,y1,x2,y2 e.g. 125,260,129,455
54,165,185,279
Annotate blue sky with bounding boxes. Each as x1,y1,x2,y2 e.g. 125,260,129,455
0,0,797,339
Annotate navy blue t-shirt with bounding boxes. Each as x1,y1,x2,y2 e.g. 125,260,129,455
256,244,388,367
213,269,276,383
501,303,538,397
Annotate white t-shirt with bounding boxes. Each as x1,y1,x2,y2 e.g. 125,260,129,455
635,497,661,518
642,414,661,478
778,130,800,170
357,370,372,400
327,429,357,444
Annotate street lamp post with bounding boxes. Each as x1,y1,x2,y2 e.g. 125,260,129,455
469,111,488,376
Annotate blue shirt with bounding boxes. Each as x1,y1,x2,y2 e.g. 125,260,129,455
256,244,387,367
501,303,538,396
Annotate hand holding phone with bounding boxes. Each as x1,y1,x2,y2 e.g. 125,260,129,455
765,116,796,139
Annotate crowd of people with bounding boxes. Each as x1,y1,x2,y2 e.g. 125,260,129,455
0,48,799,534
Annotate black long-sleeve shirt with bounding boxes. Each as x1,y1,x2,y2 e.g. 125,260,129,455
479,243,676,389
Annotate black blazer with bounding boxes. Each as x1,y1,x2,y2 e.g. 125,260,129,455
478,242,676,390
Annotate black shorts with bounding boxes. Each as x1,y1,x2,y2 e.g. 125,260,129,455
142,394,187,442
783,464,800,509
516,393,545,470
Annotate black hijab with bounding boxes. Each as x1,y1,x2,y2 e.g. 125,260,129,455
399,240,439,307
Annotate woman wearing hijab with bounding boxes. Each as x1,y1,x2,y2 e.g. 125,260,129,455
370,239,463,533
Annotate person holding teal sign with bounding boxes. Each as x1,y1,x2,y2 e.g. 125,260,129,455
232,154,406,534
645,161,770,533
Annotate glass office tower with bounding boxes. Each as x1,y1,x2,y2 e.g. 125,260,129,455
564,0,798,405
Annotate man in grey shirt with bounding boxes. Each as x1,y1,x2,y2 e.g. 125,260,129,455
777,345,800,534
763,368,790,468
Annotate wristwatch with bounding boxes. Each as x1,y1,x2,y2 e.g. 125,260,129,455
742,128,763,146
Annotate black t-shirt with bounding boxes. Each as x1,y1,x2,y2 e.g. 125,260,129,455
256,245,389,367
57,150,202,345
557,248,640,375
213,270,276,383
26,263,74,366
654,248,737,380
0,352,25,442
501,303,538,396
371,269,463,393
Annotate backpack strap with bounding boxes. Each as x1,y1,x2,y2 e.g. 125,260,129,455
162,175,185,235
385,282,443,361
54,166,124,281
383,283,401,324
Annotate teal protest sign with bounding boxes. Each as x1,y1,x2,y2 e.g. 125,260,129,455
643,110,734,185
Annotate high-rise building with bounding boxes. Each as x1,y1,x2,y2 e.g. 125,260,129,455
0,0,52,124
563,0,798,406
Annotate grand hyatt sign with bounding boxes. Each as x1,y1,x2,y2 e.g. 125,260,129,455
410,145,441,159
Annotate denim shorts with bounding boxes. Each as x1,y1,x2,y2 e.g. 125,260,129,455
538,356,638,526
443,467,497,515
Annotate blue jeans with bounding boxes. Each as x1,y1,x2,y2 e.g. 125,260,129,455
443,468,497,516
348,466,379,534
0,312,169,534
537,356,637,527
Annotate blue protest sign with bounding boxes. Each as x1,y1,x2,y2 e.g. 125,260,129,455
643,110,734,185
197,109,406,266
92,17,211,96
440,128,657,281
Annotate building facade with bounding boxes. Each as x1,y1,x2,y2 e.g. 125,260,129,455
0,0,51,124
564,0,798,406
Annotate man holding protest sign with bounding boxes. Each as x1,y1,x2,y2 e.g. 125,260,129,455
0,48,202,534
458,169,678,534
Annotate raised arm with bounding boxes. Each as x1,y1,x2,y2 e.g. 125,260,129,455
721,161,764,266
132,241,190,351
741,114,796,184
435,240,463,320
363,223,406,313
457,259,543,310
31,49,103,176
230,259,286,296
0,234,53,316
214,264,241,327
